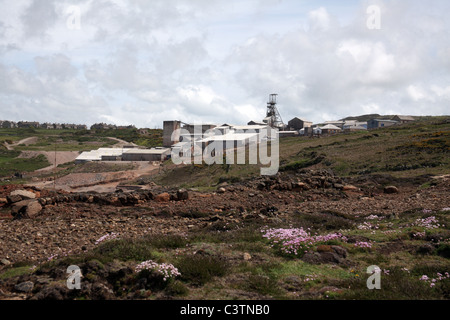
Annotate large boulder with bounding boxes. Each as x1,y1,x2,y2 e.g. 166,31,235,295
11,199,42,219
10,189,36,200
6,194,23,204
25,201,43,218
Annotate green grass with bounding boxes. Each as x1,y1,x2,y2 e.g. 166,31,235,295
150,116,450,188
0,150,50,177
0,266,34,280
0,127,163,152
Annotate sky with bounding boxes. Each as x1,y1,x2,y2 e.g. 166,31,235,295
0,0,449,128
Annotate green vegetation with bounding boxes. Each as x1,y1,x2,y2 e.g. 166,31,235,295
0,149,50,177
2,205,449,300
0,127,163,152
91,128,163,148
0,116,449,300
150,116,449,188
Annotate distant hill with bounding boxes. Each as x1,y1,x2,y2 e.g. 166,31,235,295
339,114,394,122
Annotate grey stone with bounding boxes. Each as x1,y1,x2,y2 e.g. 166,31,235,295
217,187,226,194
384,186,399,194
10,190,36,200
177,189,189,201
15,281,34,293
25,201,42,218
6,194,23,204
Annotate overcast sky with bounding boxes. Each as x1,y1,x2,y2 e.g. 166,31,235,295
0,0,449,128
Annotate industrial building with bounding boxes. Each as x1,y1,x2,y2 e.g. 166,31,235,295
121,148,171,162
319,124,342,135
288,117,313,131
197,130,259,152
163,120,182,148
75,147,171,163
367,119,399,130
391,115,415,124
75,148,124,163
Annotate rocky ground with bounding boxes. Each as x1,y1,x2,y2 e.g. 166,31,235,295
0,169,449,300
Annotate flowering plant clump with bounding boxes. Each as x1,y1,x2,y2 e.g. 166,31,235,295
412,231,426,239
357,222,379,230
419,272,450,288
414,216,441,229
95,232,119,245
365,215,382,220
261,227,347,257
354,241,372,248
135,260,181,281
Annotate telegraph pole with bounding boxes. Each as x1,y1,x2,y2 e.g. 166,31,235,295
54,138,57,190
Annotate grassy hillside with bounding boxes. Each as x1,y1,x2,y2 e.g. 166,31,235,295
0,127,163,152
340,114,394,122
0,149,50,179
152,116,450,188
91,128,163,148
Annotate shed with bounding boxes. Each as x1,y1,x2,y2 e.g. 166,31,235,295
288,117,313,130
320,124,342,135
122,148,171,162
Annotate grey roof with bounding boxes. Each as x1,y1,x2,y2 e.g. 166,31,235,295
320,124,342,130
393,115,415,121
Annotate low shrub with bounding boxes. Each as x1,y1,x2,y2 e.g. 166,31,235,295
177,254,229,286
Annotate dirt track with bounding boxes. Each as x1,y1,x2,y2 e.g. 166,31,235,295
28,161,160,193
3,137,38,150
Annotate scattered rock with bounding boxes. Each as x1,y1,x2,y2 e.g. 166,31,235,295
90,283,115,300
1,258,11,266
11,200,42,219
154,193,171,203
384,186,399,194
25,201,43,219
10,190,36,200
176,189,189,201
6,194,23,204
10,199,34,217
346,235,371,244
15,281,34,293
31,283,69,300
342,185,358,191
243,253,252,261
217,187,226,194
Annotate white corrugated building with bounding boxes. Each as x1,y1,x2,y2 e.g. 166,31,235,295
75,147,171,163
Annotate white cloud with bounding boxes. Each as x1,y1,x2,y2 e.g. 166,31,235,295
0,0,449,128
